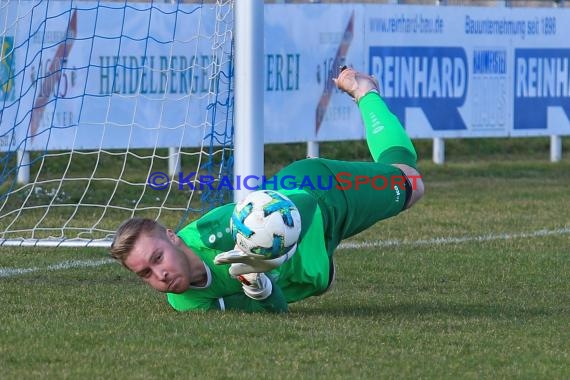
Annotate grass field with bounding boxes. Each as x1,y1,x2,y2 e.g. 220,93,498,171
1,140,569,379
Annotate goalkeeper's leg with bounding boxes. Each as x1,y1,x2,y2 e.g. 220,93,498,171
273,67,425,256
274,158,412,258
334,66,425,208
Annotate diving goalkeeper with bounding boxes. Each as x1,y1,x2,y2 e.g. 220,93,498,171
109,67,425,313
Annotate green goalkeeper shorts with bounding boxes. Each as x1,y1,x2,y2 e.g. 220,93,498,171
269,157,411,257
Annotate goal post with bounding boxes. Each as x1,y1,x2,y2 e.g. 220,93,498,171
234,0,264,203
0,0,260,247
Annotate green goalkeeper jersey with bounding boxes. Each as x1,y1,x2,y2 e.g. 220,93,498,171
166,189,330,313
165,92,418,313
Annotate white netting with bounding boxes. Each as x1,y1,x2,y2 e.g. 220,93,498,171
0,0,234,246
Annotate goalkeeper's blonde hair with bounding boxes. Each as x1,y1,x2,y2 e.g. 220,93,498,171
110,218,166,265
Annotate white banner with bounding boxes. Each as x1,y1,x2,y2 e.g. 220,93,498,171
265,4,570,141
264,6,365,142
2,3,569,151
1,1,233,151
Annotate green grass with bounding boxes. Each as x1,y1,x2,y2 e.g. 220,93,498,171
1,141,570,379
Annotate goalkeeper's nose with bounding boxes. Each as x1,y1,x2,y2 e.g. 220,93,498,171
156,268,168,282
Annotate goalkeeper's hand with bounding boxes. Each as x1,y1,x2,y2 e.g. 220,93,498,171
234,272,273,300
213,244,297,276
214,245,296,300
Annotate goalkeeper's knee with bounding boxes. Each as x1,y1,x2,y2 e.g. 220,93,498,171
394,164,424,209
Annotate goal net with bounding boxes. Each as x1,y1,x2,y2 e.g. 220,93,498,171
0,0,235,247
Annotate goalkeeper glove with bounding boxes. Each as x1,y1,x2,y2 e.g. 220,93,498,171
234,272,273,301
213,244,297,276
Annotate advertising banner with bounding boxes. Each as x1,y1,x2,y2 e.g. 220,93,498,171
1,3,569,151
1,1,232,151
266,4,570,140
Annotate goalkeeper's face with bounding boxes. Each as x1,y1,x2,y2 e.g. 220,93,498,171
123,229,194,294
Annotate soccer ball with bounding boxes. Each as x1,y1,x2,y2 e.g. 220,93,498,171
230,190,302,259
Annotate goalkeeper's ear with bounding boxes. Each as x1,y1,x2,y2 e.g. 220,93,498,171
165,228,180,245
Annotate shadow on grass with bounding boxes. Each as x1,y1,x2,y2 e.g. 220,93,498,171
294,300,559,320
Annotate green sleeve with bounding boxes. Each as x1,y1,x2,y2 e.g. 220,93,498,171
219,277,288,313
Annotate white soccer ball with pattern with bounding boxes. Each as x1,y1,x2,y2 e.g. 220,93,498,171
230,190,302,259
